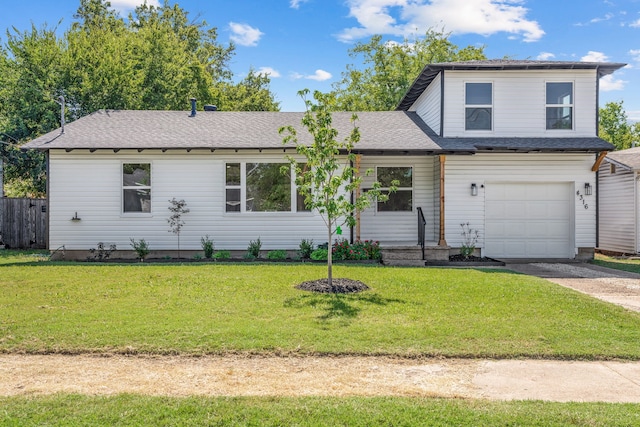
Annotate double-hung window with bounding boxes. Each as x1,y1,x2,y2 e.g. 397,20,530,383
465,82,492,131
122,163,151,213
377,166,413,212
225,163,241,212
546,82,573,130
226,162,296,212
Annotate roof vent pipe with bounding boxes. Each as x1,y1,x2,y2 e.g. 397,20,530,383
189,98,196,117
204,105,217,112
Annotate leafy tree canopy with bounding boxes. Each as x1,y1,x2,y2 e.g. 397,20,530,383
330,29,487,111
599,100,640,151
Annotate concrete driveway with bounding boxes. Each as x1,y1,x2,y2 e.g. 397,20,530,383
504,262,640,312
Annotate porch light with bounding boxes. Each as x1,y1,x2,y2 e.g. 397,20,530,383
584,183,592,196
471,183,478,196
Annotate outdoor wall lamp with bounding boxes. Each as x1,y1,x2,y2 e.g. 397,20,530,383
471,183,478,196
584,183,592,196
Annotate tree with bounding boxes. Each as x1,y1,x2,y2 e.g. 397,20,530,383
330,29,486,111
280,90,395,286
599,101,640,150
167,198,189,259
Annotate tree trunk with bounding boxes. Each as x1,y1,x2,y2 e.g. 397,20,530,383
327,224,332,286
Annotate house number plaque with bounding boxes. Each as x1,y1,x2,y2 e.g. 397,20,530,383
576,191,588,210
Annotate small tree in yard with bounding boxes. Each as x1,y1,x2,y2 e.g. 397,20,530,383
168,198,189,259
280,89,395,287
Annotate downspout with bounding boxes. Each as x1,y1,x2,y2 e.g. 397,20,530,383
46,151,50,251
438,154,447,246
439,72,445,137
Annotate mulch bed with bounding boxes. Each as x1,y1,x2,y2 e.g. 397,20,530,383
295,278,370,294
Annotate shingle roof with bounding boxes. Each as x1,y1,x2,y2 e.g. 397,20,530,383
436,136,614,152
21,110,447,154
396,59,627,111
604,147,640,170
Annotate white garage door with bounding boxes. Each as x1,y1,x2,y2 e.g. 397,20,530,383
484,182,573,258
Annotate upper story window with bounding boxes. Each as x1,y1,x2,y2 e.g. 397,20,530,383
465,82,492,131
123,163,151,213
546,82,573,130
377,166,413,212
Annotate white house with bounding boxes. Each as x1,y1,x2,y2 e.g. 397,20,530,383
22,59,624,261
598,147,640,254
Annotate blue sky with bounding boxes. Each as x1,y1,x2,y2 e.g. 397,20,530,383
1,0,639,120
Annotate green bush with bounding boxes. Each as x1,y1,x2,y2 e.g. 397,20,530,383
213,250,231,260
298,239,314,259
310,248,328,261
200,235,214,259
247,238,262,258
129,238,150,261
266,250,288,260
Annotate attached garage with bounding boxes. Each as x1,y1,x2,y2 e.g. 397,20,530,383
484,182,574,258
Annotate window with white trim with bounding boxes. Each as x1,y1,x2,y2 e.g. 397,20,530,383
465,82,492,131
377,166,413,212
123,163,151,213
546,82,573,130
226,162,299,212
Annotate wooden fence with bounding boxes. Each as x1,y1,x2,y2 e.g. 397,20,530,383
0,198,47,249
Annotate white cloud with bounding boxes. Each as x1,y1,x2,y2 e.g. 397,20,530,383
337,0,544,43
290,0,309,9
229,22,264,47
630,49,640,62
536,52,555,60
110,0,160,11
629,18,640,28
255,67,281,78
291,69,333,81
581,51,609,62
599,74,626,91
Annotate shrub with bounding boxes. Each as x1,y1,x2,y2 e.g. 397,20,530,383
213,250,231,260
129,238,150,261
267,250,288,260
362,240,381,260
192,253,203,260
201,235,214,259
298,239,314,259
332,239,373,261
247,238,262,259
87,242,116,261
460,222,479,259
310,248,328,261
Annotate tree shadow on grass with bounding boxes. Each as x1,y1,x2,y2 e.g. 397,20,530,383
284,292,406,327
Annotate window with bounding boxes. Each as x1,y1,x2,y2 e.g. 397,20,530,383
465,82,492,130
296,163,311,212
377,166,412,212
123,163,151,213
546,82,573,129
226,162,296,212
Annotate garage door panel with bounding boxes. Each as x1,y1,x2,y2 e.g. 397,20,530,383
485,183,573,258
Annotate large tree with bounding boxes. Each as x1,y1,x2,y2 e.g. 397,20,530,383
0,0,279,196
599,101,640,150
330,29,487,111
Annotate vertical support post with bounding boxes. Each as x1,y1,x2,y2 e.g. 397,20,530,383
438,155,447,246
355,154,362,242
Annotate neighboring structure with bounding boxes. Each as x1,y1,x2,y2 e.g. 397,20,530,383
598,147,640,254
22,60,624,260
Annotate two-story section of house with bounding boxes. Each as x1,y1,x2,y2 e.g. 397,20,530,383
392,59,624,259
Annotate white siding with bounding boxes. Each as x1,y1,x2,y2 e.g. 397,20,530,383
49,149,331,251
411,73,441,135
444,153,597,256
442,70,597,138
598,161,637,253
359,156,437,243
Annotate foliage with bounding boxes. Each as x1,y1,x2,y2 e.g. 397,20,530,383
280,90,395,285
598,100,640,150
86,242,116,261
2,258,640,359
310,249,328,261
332,239,381,261
0,0,279,196
266,250,288,260
167,198,189,258
129,238,150,261
298,239,314,259
460,222,479,259
330,29,486,111
246,237,262,259
213,250,230,260
200,235,214,259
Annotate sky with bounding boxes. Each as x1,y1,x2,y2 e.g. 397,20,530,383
1,0,639,120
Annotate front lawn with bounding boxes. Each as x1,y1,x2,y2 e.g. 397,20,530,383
593,253,640,274
2,395,639,426
2,251,640,359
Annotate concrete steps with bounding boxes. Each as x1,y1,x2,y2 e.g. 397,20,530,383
381,245,450,266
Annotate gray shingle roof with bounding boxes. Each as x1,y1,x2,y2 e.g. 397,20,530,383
436,136,614,152
396,59,627,111
21,110,446,153
605,147,640,170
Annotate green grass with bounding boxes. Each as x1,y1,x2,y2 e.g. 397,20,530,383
1,395,639,426
593,253,640,274
2,251,640,359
